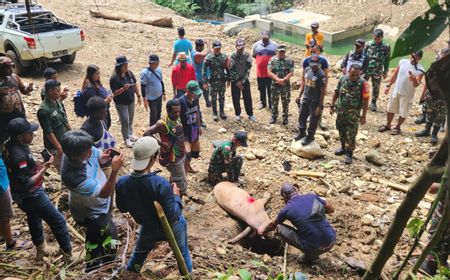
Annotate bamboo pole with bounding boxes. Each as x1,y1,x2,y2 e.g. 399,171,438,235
154,202,190,279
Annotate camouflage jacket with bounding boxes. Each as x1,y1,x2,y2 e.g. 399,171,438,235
335,76,369,111
209,140,235,172
268,56,294,86
229,51,252,83
364,40,390,76
203,53,228,83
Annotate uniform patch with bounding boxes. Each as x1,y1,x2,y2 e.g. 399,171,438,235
19,161,27,169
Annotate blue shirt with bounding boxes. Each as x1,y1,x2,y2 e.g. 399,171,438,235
140,67,163,101
173,38,193,65
0,158,9,194
115,172,183,228
61,147,109,222
191,50,204,82
276,193,336,251
302,56,329,70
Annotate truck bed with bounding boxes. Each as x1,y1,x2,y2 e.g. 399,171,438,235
20,22,76,34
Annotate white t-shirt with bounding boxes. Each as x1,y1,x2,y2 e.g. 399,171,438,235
393,59,424,101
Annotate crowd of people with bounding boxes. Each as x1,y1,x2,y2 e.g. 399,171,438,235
0,20,449,278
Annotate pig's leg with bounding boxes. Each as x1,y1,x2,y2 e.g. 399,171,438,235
228,226,252,243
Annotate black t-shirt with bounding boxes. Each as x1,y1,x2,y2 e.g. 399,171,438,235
81,119,104,142
109,71,137,105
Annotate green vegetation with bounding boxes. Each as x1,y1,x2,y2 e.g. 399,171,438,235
150,0,292,18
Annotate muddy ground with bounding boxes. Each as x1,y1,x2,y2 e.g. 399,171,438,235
0,0,444,279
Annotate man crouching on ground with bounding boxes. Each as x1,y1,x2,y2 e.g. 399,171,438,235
115,136,192,275
260,183,336,264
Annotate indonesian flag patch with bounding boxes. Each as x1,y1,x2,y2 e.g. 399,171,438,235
19,161,27,169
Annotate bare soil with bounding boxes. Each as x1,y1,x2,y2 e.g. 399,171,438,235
0,0,442,279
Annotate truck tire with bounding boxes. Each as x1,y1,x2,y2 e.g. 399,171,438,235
6,50,25,76
61,52,76,64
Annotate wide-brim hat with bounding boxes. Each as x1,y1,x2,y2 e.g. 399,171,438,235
178,52,188,61
115,55,130,66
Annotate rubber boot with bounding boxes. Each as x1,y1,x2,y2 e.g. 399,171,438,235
415,111,427,124
344,151,353,164
219,105,227,120
334,141,346,156
36,241,59,259
415,122,432,137
294,129,306,141
431,125,440,145
300,135,314,146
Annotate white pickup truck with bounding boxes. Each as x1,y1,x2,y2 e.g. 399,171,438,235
0,3,86,74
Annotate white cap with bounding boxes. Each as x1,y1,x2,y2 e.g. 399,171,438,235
311,21,319,28
131,137,160,170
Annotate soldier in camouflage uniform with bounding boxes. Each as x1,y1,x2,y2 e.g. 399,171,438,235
268,45,294,125
203,40,229,121
416,48,449,145
420,173,450,276
331,64,369,164
208,131,247,185
363,29,390,112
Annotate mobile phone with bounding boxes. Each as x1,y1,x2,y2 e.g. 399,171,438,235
109,148,121,158
40,149,51,162
128,83,136,87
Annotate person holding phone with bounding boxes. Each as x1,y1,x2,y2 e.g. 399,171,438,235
110,56,142,148
3,118,73,261
37,79,71,174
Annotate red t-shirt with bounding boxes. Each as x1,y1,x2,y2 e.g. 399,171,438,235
171,64,196,90
252,40,278,78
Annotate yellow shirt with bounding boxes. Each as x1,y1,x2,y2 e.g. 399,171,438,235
304,32,324,57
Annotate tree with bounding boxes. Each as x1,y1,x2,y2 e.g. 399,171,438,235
362,1,450,279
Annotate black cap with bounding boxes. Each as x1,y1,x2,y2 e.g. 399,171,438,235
373,28,384,37
212,40,222,49
236,38,245,49
8,118,39,137
355,38,365,47
234,131,248,147
148,54,159,63
412,50,423,59
43,67,57,79
115,55,130,66
177,26,185,32
278,44,287,51
44,79,61,92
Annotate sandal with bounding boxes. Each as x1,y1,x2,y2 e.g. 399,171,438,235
0,230,20,243
378,125,391,133
391,128,402,135
6,239,33,250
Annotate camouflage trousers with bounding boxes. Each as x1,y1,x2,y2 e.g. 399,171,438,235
427,175,450,265
207,156,243,185
424,94,447,125
364,74,381,103
336,109,360,151
209,82,226,115
271,85,291,120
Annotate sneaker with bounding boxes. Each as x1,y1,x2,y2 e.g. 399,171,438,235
212,114,219,122
249,116,256,122
235,115,241,121
370,101,377,112
201,121,207,128
125,139,134,148
294,132,306,141
129,135,138,142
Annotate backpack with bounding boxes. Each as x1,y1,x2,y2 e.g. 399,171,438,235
73,89,87,117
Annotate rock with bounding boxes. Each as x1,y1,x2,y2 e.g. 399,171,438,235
362,214,375,225
218,127,227,133
365,150,385,166
330,130,340,141
386,197,396,204
248,132,255,141
216,247,227,255
404,137,413,143
356,133,368,141
316,130,331,140
245,152,256,160
418,201,431,210
353,180,365,188
223,24,240,36
353,193,381,202
289,140,324,160
263,254,272,263
316,135,328,148
367,204,385,214
253,149,267,159
361,245,371,254
362,173,372,181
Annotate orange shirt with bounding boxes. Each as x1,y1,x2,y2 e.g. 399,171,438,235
304,32,324,57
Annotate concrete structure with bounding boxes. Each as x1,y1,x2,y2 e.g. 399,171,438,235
223,9,375,44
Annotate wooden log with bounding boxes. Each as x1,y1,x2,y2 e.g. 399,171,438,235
367,176,435,202
154,202,190,279
290,170,326,178
89,10,173,27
